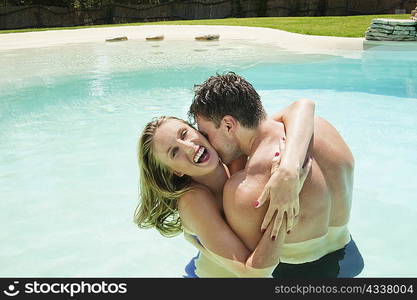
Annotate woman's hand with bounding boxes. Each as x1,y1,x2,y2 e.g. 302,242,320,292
255,137,313,239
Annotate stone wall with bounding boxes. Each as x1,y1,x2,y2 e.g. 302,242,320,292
366,18,417,41
0,5,111,29
348,0,415,15
1,0,416,30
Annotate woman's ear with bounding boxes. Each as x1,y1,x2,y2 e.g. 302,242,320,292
174,171,184,177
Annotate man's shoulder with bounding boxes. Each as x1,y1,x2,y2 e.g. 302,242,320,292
247,125,283,178
224,170,246,195
314,116,354,172
223,169,265,209
245,146,276,179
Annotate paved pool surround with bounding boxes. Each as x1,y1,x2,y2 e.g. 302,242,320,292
0,25,364,55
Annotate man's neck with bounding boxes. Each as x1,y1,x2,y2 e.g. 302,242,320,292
238,117,283,157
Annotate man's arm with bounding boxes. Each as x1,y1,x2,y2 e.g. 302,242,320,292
179,186,287,277
222,156,312,268
221,174,287,269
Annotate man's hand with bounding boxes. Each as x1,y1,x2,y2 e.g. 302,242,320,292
255,137,313,239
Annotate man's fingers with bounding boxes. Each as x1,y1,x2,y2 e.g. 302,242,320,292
255,186,270,209
261,208,276,232
271,211,284,240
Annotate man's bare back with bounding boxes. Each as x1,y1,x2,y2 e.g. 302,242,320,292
223,116,354,258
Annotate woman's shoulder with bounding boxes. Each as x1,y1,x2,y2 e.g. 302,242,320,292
178,183,218,234
178,183,214,210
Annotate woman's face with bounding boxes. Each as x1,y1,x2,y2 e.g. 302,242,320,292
152,118,220,177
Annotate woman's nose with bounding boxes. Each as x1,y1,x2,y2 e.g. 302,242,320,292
178,140,196,155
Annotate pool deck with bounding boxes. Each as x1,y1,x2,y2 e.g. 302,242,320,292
0,25,364,54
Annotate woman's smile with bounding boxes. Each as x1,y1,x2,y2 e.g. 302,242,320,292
152,118,219,176
193,146,210,164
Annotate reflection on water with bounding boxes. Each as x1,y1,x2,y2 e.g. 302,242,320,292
0,40,334,94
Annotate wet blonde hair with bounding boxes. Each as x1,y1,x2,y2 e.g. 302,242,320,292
134,116,192,237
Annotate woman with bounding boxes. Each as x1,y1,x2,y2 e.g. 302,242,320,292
134,100,314,277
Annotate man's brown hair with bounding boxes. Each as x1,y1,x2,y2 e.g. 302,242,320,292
188,72,266,128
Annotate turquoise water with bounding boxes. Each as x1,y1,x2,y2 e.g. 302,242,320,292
1,39,416,277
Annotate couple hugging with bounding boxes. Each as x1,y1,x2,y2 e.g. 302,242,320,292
134,72,363,278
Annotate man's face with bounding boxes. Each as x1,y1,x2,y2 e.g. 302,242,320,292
196,115,240,164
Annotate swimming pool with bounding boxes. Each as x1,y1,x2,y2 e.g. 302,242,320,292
1,37,416,277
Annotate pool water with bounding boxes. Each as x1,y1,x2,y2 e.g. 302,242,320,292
0,38,416,277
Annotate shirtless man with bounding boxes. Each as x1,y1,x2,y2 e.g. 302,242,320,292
188,72,363,277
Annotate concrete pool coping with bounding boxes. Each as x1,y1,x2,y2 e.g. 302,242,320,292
0,25,365,54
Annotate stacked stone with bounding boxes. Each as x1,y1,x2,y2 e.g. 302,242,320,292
366,18,417,41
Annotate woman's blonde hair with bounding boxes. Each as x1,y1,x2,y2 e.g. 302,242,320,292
134,116,192,237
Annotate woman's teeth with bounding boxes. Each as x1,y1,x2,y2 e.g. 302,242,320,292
193,146,206,163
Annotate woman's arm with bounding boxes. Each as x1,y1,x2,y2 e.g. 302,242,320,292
256,98,315,238
179,187,286,277
271,98,315,169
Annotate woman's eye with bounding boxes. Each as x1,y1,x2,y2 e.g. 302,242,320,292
181,129,188,138
172,148,178,158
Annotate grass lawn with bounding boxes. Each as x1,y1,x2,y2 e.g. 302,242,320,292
0,14,410,37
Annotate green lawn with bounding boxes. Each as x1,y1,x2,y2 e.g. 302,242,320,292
0,14,410,37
